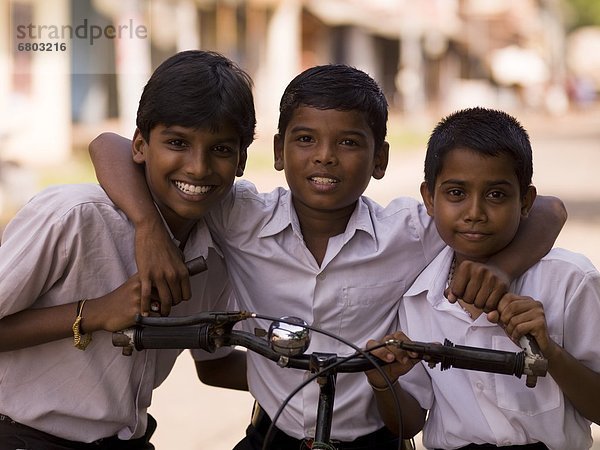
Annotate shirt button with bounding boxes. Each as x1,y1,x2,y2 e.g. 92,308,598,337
316,273,326,281
475,381,484,390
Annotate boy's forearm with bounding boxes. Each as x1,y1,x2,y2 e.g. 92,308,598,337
89,132,189,310
489,195,566,279
89,132,158,227
545,342,600,424
0,303,80,351
373,382,426,438
195,350,249,391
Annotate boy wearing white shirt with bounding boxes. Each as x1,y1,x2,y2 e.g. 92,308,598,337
368,107,600,450
0,50,255,449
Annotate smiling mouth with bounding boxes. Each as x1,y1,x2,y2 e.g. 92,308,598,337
174,180,214,195
309,176,339,185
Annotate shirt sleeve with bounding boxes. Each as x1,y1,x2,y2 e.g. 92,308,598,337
0,194,69,317
0,186,132,319
411,200,445,265
207,180,259,239
563,265,600,372
397,291,435,409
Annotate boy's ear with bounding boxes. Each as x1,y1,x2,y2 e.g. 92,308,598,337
237,149,247,177
132,129,147,165
273,134,284,172
521,185,537,217
371,141,389,180
420,181,435,217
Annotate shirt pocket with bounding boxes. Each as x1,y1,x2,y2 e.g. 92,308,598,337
493,335,561,416
336,281,405,339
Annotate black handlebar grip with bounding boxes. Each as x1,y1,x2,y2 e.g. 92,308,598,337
134,324,213,351
440,339,524,377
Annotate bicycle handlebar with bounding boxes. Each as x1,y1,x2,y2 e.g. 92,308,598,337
112,310,547,385
113,314,380,373
113,256,548,449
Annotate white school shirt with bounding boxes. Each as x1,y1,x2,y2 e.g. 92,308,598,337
0,184,232,442
399,246,600,450
207,180,443,440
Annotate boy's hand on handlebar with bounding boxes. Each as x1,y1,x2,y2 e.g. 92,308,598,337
365,331,420,389
86,275,147,332
134,220,191,316
488,293,557,357
446,260,509,312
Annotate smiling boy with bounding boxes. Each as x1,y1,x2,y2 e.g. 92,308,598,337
0,50,254,449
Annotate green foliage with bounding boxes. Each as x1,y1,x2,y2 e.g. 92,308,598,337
563,0,600,29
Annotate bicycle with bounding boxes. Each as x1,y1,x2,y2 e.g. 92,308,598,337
113,304,548,449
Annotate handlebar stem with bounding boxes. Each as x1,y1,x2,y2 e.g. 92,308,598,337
311,353,338,446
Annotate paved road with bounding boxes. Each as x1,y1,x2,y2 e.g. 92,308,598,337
149,106,600,449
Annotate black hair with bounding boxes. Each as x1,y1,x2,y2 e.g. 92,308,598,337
136,50,256,152
277,64,388,151
424,107,533,195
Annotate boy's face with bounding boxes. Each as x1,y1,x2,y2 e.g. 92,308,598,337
133,124,245,239
273,106,388,217
421,147,536,263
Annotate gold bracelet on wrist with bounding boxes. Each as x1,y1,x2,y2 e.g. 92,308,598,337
72,299,92,351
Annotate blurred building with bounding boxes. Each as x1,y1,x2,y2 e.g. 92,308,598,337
0,0,584,169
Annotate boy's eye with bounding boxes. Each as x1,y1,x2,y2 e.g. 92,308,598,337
297,135,314,143
447,188,464,198
167,139,187,148
487,190,507,200
339,138,358,146
212,145,235,156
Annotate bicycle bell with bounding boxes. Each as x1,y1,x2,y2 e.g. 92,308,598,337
268,316,311,356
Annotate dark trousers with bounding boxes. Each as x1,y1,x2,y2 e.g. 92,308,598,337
0,414,156,450
233,403,404,450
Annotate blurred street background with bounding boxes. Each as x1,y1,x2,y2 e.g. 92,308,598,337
1,0,599,448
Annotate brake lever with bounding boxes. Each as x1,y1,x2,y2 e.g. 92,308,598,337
518,334,548,387
135,310,253,326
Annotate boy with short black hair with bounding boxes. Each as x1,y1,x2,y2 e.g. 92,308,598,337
89,67,566,449
0,50,255,449
368,107,600,450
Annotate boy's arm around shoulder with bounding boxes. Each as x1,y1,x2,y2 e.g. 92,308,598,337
89,132,190,316
451,195,567,312
491,194,566,278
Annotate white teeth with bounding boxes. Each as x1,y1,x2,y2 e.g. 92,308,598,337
311,177,337,185
174,181,212,194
